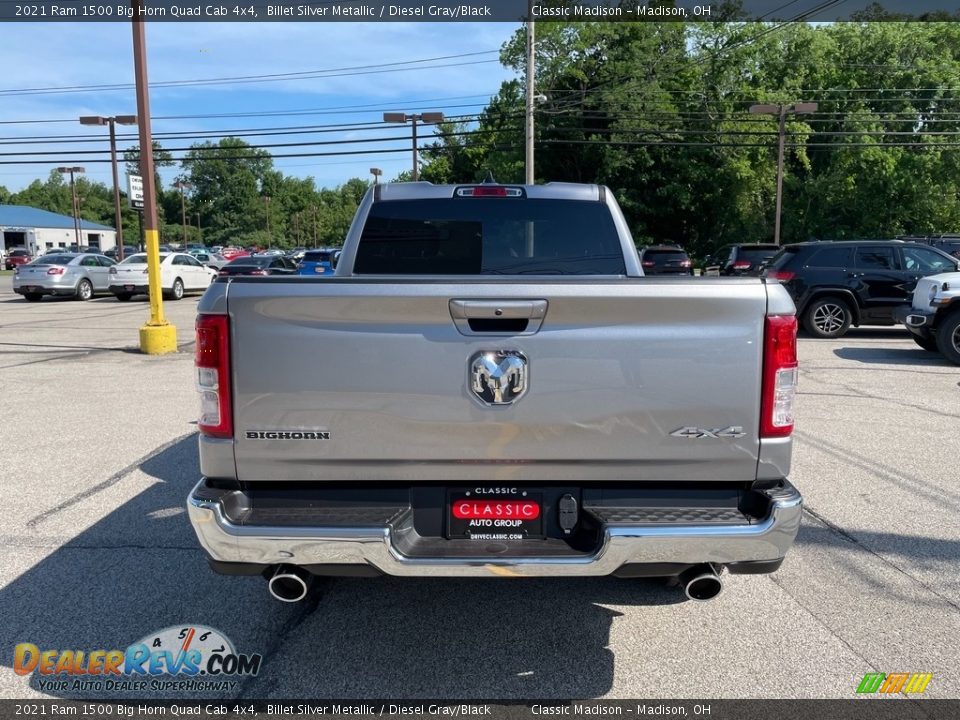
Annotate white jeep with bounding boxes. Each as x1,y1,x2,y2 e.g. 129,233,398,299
894,272,960,365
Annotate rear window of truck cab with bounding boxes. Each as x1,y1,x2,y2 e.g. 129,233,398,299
354,198,627,275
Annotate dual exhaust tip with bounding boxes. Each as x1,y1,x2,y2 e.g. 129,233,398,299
267,565,313,603
266,563,724,603
681,564,724,602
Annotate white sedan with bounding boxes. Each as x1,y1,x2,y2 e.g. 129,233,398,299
109,252,217,301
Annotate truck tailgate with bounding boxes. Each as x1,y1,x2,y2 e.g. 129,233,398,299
224,278,769,483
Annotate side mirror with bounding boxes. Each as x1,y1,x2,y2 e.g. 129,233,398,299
331,251,341,270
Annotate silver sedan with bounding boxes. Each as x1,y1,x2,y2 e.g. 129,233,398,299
12,252,116,302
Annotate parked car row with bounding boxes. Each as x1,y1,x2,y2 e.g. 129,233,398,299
763,240,959,338
636,239,960,342
11,251,217,302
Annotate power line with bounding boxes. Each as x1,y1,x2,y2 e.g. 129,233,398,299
0,51,500,97
0,95,501,126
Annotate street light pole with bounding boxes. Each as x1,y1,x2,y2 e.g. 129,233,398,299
383,111,444,181
525,0,535,185
56,166,85,247
173,180,191,246
369,167,382,185
79,115,137,260
749,102,818,245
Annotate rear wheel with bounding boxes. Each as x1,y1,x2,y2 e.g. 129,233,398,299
23,293,42,302
803,297,852,338
114,292,133,302
164,278,184,301
75,279,93,301
910,332,939,352
935,312,960,365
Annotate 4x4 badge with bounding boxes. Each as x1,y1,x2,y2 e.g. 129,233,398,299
670,426,746,439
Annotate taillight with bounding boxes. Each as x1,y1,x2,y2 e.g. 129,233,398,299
642,260,655,268
195,314,232,438
248,269,267,276
679,260,692,268
732,261,752,270
761,315,798,438
218,269,228,276
767,270,795,281
47,267,65,275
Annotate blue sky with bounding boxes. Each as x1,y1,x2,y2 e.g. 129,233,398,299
0,22,519,193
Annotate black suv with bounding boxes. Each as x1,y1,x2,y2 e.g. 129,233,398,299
638,245,693,275
703,243,780,276
897,235,960,260
764,241,959,338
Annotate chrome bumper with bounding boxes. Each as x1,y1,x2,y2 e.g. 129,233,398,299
187,481,802,578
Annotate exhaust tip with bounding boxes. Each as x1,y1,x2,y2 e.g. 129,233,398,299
268,565,311,603
684,573,724,602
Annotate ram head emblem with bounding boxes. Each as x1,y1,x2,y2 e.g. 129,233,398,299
470,351,528,405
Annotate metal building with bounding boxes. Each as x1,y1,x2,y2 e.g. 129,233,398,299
0,205,117,255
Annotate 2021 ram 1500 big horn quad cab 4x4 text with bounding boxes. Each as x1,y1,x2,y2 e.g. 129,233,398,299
187,182,802,603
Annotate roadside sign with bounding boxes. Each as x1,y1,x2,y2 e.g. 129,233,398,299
128,174,144,210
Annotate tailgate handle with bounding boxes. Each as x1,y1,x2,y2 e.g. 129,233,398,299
449,299,548,336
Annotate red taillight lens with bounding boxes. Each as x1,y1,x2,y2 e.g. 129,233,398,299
218,269,228,276
642,260,655,268
761,315,798,438
680,260,692,268
47,267,65,275
732,261,752,269
767,270,795,281
455,186,522,198
248,269,267,276
195,314,232,438
471,186,508,197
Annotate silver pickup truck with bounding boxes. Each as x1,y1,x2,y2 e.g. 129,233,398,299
187,181,802,603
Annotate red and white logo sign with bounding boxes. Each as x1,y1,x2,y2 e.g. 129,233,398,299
452,500,540,520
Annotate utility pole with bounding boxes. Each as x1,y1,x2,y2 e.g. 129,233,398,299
196,212,202,244
383,112,444,181
312,205,318,248
56,166,85,247
263,195,271,244
525,0,535,185
173,179,191,245
132,0,176,354
749,102,818,245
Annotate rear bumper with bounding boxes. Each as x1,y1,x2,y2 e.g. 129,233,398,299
109,283,148,295
13,279,76,295
187,480,802,577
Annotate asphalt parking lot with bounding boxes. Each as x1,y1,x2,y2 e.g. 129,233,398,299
0,281,958,701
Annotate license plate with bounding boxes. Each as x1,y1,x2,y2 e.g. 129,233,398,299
447,491,543,540
124,285,134,291
27,286,41,293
